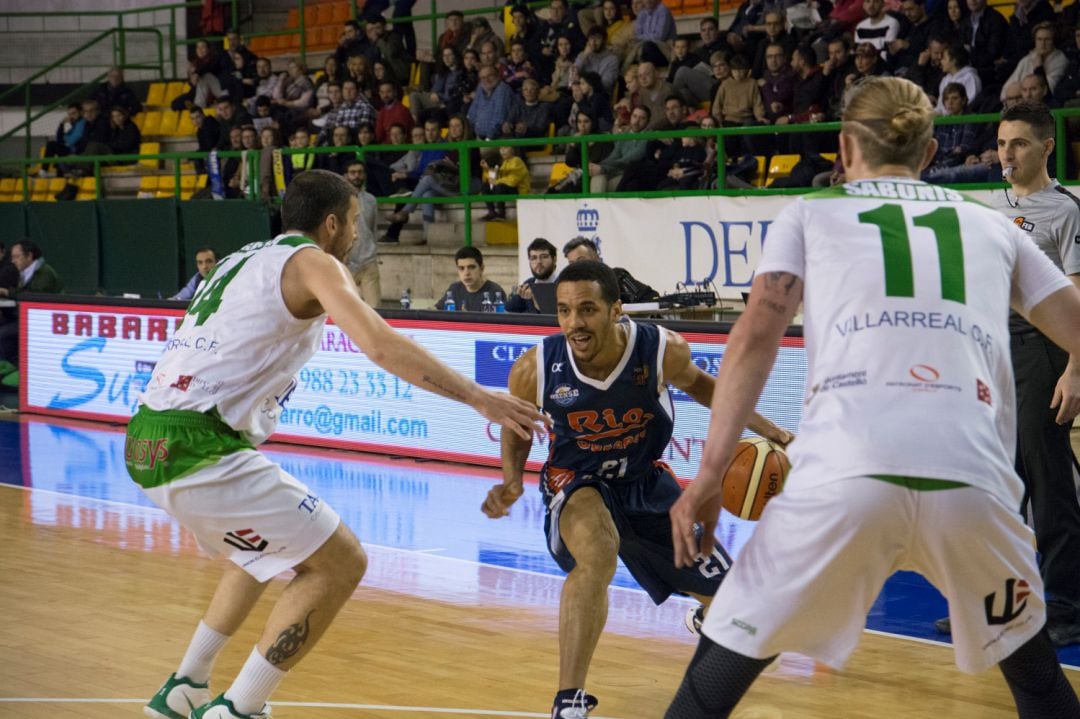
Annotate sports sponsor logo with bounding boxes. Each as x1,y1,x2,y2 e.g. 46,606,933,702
170,375,193,391
731,618,757,635
1012,216,1035,233
546,466,575,492
909,364,940,382
976,378,992,406
474,340,533,388
298,493,321,515
886,365,962,393
985,578,1030,625
224,528,269,552
51,311,180,342
817,370,869,393
567,407,653,452
125,436,170,471
632,365,649,386
549,384,580,407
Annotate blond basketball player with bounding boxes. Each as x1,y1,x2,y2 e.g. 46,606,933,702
128,169,547,719
665,77,1080,718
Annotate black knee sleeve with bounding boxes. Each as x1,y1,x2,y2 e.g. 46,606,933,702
665,634,775,719
999,629,1080,719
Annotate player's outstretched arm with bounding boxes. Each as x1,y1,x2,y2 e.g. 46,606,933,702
1027,276,1080,424
288,249,548,440
671,271,802,567
661,329,794,447
483,348,539,518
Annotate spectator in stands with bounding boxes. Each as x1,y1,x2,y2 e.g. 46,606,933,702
696,16,728,62
599,0,636,63
370,123,425,197
811,0,866,57
343,160,382,306
90,67,143,119
536,0,585,79
673,19,730,105
924,81,1020,184
42,103,85,177
666,37,702,85
926,82,978,172
434,246,507,311
272,60,315,131
576,27,620,94
468,19,505,60
214,95,252,150
248,57,282,115
962,0,1008,84
1003,22,1067,100
508,4,542,59
501,39,538,92
854,0,900,58
189,106,221,173
437,11,468,56
224,28,256,73
344,54,375,99
760,43,795,125
551,112,613,193
460,49,482,107
315,126,358,175
561,236,658,303
637,61,675,129
887,0,934,74
369,16,412,87
1020,71,1056,105
1004,0,1056,67
846,41,889,87
936,42,981,113
77,99,110,157
657,131,707,190
820,35,855,118
588,105,650,191
286,125,315,178
655,93,688,131
258,126,284,200
336,78,378,135
632,0,676,67
785,0,830,43
375,82,413,142
508,238,558,313
725,0,769,56
548,35,578,105
776,45,828,153
712,54,766,128
171,247,218,301
567,72,614,132
468,66,513,138
335,20,366,70
1054,28,1080,106
480,145,530,219
615,103,688,191
411,46,462,122
503,77,555,138
906,35,947,106
313,82,345,141
104,105,141,164
751,11,796,79
381,118,448,243
613,64,641,128
224,49,258,101
674,50,731,108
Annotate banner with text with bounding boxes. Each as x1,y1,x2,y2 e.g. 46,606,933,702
20,302,806,476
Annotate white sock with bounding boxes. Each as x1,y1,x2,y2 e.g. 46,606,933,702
176,620,230,684
224,647,288,715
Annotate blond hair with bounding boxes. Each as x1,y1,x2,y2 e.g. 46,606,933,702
841,76,934,171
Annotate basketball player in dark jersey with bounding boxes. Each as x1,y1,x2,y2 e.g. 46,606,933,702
482,261,793,719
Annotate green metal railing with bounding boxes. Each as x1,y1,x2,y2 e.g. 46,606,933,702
0,27,166,159
6,108,1077,246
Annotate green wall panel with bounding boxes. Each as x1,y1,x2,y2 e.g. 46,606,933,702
0,204,26,244
25,201,100,295
97,199,180,297
179,200,271,276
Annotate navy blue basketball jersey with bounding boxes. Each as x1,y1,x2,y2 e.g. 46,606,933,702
538,320,675,500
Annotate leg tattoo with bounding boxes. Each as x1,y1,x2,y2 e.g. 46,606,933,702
264,611,313,665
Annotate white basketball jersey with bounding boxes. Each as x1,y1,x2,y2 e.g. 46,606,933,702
757,178,1071,507
141,234,326,444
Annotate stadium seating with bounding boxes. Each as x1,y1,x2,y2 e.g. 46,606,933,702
765,154,800,186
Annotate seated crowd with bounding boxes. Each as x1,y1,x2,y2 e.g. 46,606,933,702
41,0,1080,199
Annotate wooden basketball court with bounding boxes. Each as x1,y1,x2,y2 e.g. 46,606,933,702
2,417,1079,719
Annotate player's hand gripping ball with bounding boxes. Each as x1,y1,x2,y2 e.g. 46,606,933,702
721,437,790,520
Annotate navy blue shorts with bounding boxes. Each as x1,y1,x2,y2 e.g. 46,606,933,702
542,466,732,605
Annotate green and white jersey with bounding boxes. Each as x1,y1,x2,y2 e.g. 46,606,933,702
141,234,326,445
988,181,1080,334
758,177,1071,506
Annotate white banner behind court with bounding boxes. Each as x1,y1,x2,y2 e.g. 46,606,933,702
517,191,997,300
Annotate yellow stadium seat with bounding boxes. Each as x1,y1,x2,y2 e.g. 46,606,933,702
820,152,837,164
765,154,800,187
0,194,13,203
146,81,167,107
0,178,14,193
47,178,66,200
138,175,159,196
140,110,163,136
176,111,196,136
180,174,198,191
139,142,162,170
753,156,767,188
158,111,179,136
527,123,557,158
165,81,189,107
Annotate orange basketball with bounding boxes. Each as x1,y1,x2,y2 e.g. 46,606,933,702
721,438,790,520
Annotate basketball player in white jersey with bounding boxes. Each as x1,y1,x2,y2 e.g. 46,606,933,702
664,77,1080,718
128,169,547,719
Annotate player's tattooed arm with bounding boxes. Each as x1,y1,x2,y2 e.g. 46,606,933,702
420,375,469,402
756,272,799,316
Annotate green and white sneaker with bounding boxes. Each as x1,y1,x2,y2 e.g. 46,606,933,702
145,674,211,719
189,694,271,719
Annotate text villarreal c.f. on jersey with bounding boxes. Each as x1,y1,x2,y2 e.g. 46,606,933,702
758,178,1071,508
139,235,327,445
